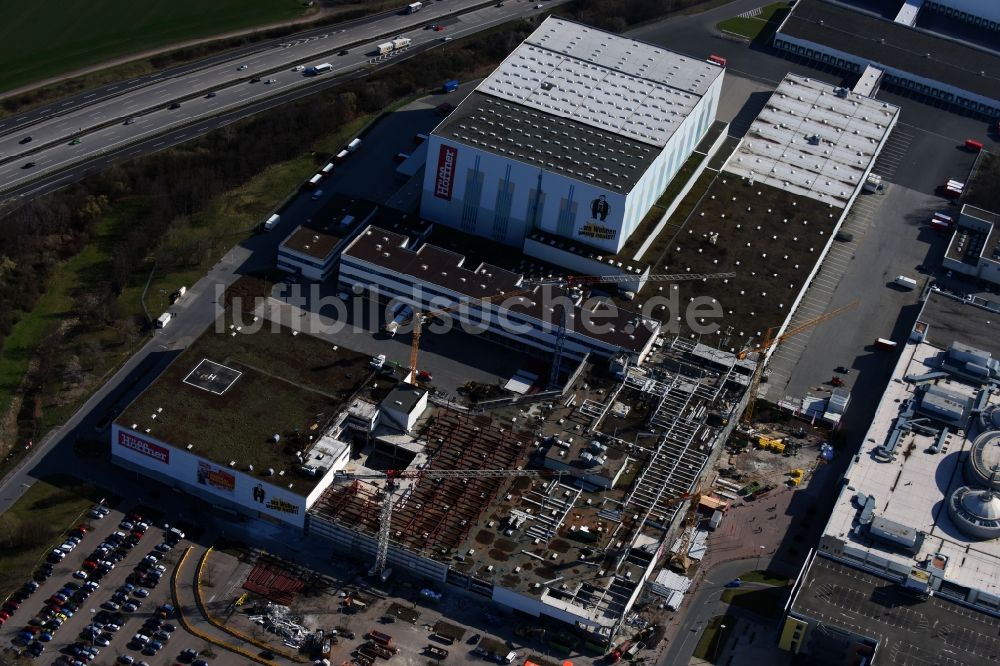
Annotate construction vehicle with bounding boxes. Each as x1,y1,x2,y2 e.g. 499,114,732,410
737,301,858,425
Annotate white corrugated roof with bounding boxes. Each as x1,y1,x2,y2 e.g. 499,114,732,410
725,74,899,207
476,17,721,147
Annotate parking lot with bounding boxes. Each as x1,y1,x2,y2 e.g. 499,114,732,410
0,502,217,666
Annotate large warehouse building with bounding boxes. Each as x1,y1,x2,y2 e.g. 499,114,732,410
420,17,724,255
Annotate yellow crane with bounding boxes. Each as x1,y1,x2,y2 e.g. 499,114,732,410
738,301,858,425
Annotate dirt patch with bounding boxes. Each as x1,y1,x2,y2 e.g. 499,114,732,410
487,548,511,562
386,602,420,624
474,529,495,545
549,539,571,554
494,538,518,553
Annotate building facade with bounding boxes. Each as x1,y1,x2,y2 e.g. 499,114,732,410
420,17,723,254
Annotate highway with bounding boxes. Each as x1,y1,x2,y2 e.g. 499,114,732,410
0,0,562,203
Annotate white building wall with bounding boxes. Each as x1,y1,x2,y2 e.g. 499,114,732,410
773,34,1000,115
111,425,312,528
338,254,659,363
421,137,633,253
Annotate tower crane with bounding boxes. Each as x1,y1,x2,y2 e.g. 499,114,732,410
333,467,578,578
738,301,858,425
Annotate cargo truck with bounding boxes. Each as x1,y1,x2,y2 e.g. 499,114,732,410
155,312,173,328
384,305,412,337
264,213,280,231
930,212,954,232
708,54,727,67
894,275,917,290
377,42,395,55
320,162,335,177
347,138,362,153
367,631,394,648
305,63,333,75
443,79,459,93
306,173,323,188
406,1,423,13
392,37,411,50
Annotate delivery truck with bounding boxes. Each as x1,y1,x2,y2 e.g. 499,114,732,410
406,1,423,13
305,63,333,75
264,213,280,231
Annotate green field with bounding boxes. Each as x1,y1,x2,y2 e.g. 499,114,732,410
716,3,790,42
0,476,102,598
0,0,306,92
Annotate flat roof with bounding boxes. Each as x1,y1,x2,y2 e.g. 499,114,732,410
725,74,899,207
917,290,1000,360
780,0,1000,102
279,197,379,260
436,92,658,192
484,17,720,145
380,382,426,415
821,340,1000,594
117,316,373,496
342,227,658,354
792,556,1000,665
434,16,722,192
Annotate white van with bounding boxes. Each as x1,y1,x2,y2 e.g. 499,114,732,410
155,312,173,328
264,213,280,231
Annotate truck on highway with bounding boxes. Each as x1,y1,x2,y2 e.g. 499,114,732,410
377,42,395,55
406,1,423,13
305,63,333,75
443,79,459,93
894,275,917,290
392,37,412,50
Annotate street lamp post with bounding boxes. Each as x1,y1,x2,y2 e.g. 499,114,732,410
713,623,727,662
756,544,766,570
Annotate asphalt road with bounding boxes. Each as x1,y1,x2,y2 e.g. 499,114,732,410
0,0,566,200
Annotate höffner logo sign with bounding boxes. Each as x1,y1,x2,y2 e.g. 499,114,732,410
117,430,170,464
434,144,457,200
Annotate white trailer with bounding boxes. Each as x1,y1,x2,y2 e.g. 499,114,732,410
406,1,423,13
155,312,173,328
894,275,917,290
307,62,333,74
264,213,281,230
377,42,395,55
347,138,362,153
392,37,412,50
